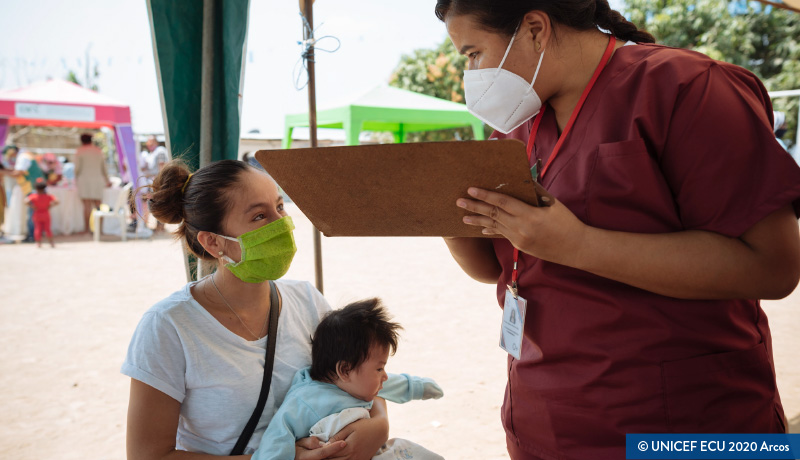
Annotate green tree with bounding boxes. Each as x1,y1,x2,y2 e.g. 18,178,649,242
65,65,99,92
388,38,490,142
625,0,800,148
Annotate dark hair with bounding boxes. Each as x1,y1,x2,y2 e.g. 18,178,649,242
35,178,47,192
142,159,255,260
435,0,655,44
80,134,93,145
3,144,18,155
310,298,402,382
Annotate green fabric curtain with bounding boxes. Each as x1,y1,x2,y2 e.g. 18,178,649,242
148,0,250,281
148,0,249,169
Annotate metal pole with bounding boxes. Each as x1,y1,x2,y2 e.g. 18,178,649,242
200,0,214,168
303,0,324,294
198,0,216,279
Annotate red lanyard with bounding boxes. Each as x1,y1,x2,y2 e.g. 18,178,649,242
510,36,617,294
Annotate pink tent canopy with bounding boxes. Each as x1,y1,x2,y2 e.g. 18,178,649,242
0,80,140,189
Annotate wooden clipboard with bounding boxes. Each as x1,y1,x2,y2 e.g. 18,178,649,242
255,139,545,237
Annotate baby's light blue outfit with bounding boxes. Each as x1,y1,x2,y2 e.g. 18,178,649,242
252,367,442,460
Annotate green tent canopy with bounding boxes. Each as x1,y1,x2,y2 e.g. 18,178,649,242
282,85,485,148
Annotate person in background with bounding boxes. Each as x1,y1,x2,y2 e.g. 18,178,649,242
75,133,110,234
1,147,15,238
139,136,168,232
24,178,58,248
9,148,45,242
2,145,18,199
773,111,789,152
0,161,8,238
42,153,63,185
1,146,19,238
61,157,75,185
140,136,169,177
242,152,264,170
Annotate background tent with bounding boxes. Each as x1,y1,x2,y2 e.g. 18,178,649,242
283,85,485,148
0,79,139,189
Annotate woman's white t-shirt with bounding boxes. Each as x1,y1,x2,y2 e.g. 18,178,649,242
121,278,332,455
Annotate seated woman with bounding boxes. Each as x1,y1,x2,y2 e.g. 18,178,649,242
122,159,389,459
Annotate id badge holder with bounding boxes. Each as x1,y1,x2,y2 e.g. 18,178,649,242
499,285,527,360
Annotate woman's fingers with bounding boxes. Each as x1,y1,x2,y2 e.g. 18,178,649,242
457,196,512,222
467,187,528,214
328,424,357,443
295,437,347,460
296,437,323,450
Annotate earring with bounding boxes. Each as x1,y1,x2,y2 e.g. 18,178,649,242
218,251,223,256
536,42,542,52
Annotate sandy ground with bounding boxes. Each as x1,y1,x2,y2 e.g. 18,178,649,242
1,203,798,459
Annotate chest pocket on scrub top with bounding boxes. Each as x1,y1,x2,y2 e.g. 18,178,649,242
585,138,681,234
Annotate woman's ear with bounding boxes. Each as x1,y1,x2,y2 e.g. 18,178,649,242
197,231,224,260
335,361,351,382
522,10,552,52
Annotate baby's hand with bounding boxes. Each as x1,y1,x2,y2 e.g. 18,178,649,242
421,378,443,400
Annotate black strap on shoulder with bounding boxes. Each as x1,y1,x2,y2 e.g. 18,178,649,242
230,280,281,455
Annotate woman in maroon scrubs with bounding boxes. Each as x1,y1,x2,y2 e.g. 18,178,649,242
438,1,800,458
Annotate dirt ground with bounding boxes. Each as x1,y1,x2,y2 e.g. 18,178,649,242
1,203,798,459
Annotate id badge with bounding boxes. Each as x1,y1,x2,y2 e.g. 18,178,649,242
499,288,527,360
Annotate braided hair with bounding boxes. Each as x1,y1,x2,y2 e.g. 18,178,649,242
435,0,655,44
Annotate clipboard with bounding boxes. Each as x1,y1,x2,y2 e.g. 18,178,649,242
254,139,545,237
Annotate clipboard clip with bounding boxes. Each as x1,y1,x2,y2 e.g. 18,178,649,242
531,158,554,208
533,181,554,208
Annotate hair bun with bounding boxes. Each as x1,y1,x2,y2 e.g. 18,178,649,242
145,160,191,225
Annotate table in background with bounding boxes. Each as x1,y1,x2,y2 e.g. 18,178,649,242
48,186,121,235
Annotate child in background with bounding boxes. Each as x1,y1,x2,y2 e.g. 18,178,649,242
253,298,444,460
25,179,58,248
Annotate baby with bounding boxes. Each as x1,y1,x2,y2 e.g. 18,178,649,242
253,298,444,460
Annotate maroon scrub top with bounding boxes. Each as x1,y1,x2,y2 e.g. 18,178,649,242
490,43,800,460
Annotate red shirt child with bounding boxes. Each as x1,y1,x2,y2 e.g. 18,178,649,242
25,179,59,247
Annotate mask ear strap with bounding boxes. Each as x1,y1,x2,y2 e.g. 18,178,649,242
496,21,522,73
529,48,545,90
217,234,239,243
215,233,241,264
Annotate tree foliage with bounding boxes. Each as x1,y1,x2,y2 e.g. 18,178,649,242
625,0,800,147
65,66,99,92
388,39,490,142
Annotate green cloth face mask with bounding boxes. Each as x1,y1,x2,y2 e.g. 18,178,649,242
218,216,297,283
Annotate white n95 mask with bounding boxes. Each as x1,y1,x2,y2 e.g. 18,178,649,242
463,24,546,134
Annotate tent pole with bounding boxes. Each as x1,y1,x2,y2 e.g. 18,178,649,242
200,0,214,169
198,0,216,280
304,0,324,294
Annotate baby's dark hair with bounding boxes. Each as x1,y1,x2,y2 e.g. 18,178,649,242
310,298,402,382
35,180,47,192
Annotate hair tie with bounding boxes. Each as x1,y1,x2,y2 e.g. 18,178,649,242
182,173,193,194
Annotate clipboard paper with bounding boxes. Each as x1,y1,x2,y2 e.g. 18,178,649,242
254,139,539,237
